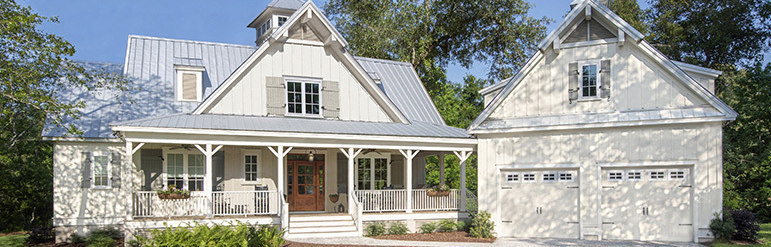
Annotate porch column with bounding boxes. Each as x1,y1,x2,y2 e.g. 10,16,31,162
124,142,144,221
268,146,292,215
439,154,445,185
195,144,223,218
340,148,362,213
399,149,419,213
454,151,472,212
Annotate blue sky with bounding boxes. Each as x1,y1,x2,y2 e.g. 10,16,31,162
21,0,766,84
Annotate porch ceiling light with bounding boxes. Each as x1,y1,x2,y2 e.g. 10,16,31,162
308,150,314,162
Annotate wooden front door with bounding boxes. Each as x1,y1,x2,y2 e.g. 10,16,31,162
287,160,324,211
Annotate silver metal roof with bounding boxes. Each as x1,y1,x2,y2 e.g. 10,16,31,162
356,57,445,125
113,114,470,138
267,0,305,10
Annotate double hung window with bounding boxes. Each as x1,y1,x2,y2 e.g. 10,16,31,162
580,62,600,98
92,152,111,188
286,78,321,116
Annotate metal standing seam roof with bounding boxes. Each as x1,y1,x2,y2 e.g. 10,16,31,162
267,0,306,10
113,114,470,138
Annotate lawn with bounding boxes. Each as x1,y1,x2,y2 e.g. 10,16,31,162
712,223,771,247
0,234,27,247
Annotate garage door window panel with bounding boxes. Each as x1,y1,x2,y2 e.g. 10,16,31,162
543,172,557,182
649,170,666,181
505,172,520,183
669,170,686,180
627,171,642,181
608,171,624,181
559,171,575,182
522,173,537,183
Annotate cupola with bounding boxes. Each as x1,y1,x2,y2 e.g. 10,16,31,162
247,0,305,45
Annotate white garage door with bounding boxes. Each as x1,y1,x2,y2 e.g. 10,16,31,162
601,168,693,242
499,170,580,238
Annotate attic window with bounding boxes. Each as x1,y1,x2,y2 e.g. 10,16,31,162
278,16,288,26
257,19,272,37
175,66,204,102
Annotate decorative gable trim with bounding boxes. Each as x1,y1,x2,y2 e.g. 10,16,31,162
191,1,409,124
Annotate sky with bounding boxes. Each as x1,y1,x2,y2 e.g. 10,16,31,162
20,0,767,84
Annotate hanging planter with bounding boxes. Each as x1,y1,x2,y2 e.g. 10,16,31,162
427,184,450,197
329,194,339,203
157,185,191,200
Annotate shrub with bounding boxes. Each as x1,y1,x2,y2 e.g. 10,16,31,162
91,226,123,239
365,222,387,236
387,222,409,235
26,225,54,244
419,222,437,233
127,239,143,247
438,219,456,232
470,211,495,238
456,220,470,232
249,224,287,247
69,233,87,244
731,210,760,241
87,232,116,247
710,211,736,241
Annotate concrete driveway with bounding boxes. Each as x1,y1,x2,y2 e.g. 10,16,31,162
287,236,705,246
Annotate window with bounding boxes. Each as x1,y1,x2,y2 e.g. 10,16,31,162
175,67,204,102
277,16,288,26
286,78,321,116
523,173,536,182
608,171,624,181
543,172,557,182
164,151,206,191
580,62,599,98
245,154,259,182
559,171,575,182
627,171,642,181
505,172,519,183
669,170,686,180
92,152,110,188
355,154,390,190
649,170,666,180
257,19,271,37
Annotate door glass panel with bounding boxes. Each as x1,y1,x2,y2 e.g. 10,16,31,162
357,158,371,190
287,165,293,195
374,158,388,189
298,185,305,195
319,165,324,194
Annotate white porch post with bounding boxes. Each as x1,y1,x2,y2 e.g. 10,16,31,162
399,149,419,213
268,146,292,216
454,151,472,212
439,154,445,185
195,144,223,218
124,141,144,221
340,148,362,213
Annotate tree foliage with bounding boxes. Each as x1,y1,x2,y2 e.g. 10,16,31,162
0,0,128,231
606,0,649,35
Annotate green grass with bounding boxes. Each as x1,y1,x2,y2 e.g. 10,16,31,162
0,234,28,247
712,224,771,247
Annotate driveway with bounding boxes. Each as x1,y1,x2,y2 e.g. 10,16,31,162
287,237,705,247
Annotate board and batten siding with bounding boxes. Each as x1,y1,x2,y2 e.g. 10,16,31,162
476,122,723,239
206,42,392,122
488,39,711,119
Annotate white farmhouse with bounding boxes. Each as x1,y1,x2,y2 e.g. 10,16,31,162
45,0,476,242
470,0,736,243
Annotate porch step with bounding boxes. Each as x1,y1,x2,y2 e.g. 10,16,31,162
287,214,359,238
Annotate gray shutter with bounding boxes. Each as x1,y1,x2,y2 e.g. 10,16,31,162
600,60,611,99
568,62,580,103
81,152,92,189
140,149,163,190
111,152,122,188
266,76,285,116
212,150,225,191
322,80,340,119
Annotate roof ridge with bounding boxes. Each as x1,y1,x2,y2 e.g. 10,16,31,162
127,35,256,49
110,113,190,126
354,56,412,67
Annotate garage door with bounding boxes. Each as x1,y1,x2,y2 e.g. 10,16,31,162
499,170,580,238
601,168,693,242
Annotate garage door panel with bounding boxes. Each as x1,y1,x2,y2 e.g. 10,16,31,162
500,170,579,239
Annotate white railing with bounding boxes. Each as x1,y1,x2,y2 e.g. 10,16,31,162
464,188,478,215
350,194,363,236
133,191,208,218
412,189,460,211
354,190,407,212
212,191,277,216
279,193,288,234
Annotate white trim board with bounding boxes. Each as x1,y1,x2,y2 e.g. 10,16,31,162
362,212,469,221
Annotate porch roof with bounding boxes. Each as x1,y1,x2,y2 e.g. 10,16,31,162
111,113,472,139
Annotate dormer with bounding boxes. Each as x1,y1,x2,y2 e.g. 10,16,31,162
247,0,305,46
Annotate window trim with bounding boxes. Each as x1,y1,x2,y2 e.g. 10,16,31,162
284,77,323,118
542,172,558,183
522,172,537,183
90,151,111,189
649,170,667,181
354,153,391,190
607,170,624,182
504,172,520,183
626,170,642,181
668,169,687,181
162,148,207,191
175,66,204,102
578,60,601,100
242,150,262,183
558,171,575,182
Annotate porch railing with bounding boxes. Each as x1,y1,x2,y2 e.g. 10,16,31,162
353,189,461,213
133,190,278,218
412,189,460,211
350,194,364,236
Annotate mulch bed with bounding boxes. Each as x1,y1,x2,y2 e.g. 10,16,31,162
372,231,496,243
284,241,408,247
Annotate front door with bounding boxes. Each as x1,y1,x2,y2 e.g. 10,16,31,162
287,159,324,211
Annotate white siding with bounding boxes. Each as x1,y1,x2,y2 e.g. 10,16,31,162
206,42,392,122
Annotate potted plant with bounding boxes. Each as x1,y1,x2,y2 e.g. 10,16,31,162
329,194,339,203
427,184,451,197
157,185,191,200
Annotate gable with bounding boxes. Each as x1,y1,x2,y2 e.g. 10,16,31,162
563,19,616,44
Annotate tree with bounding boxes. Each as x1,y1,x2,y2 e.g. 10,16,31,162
0,0,128,231
324,0,549,88
606,0,649,35
647,0,771,68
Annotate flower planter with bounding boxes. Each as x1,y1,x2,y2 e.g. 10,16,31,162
158,193,190,200
329,195,339,203
427,190,450,197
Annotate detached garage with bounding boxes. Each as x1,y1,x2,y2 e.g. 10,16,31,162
499,169,580,238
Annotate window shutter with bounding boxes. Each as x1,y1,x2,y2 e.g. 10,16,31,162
111,152,122,188
322,80,340,119
181,73,197,100
568,62,579,103
266,76,285,116
81,152,91,189
600,59,611,99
